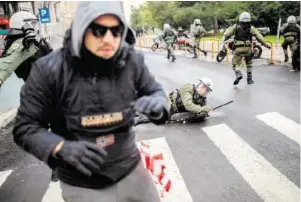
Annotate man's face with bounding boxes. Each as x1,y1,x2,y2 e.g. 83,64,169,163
84,14,123,59
198,86,208,96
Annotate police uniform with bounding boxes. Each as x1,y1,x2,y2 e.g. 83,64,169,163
134,78,213,126
223,12,270,85
162,23,177,62
0,38,39,84
169,83,209,115
280,16,300,62
0,11,52,87
191,19,207,58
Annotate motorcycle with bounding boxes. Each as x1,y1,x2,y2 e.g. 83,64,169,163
216,36,262,63
292,33,300,71
151,36,176,52
134,100,233,126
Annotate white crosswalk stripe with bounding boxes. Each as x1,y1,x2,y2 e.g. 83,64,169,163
202,123,300,202
256,112,300,145
41,182,64,202
0,111,299,202
0,169,12,187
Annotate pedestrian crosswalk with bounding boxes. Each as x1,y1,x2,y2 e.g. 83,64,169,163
0,111,299,202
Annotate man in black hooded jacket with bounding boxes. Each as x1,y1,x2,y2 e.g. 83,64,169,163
12,2,169,201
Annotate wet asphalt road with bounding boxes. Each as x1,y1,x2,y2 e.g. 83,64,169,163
0,51,299,202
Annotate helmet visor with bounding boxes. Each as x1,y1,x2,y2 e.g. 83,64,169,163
24,18,39,29
197,82,211,96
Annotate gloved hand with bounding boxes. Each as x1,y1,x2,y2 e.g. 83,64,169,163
201,106,213,113
134,96,165,119
22,23,41,48
56,141,108,177
265,44,271,49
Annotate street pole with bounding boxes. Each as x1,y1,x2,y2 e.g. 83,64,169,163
276,18,281,46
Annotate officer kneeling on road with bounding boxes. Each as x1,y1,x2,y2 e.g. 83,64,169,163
222,12,270,85
0,11,52,87
12,1,169,202
135,78,213,125
280,15,300,63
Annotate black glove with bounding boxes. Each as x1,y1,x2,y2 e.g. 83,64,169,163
21,23,40,48
264,44,271,49
135,96,165,119
56,141,108,177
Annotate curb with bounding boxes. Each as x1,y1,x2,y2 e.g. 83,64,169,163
0,108,17,128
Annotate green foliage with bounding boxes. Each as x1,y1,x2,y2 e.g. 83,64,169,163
130,1,300,34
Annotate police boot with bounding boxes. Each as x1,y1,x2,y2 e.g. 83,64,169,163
167,53,171,60
193,47,198,58
247,72,254,84
233,70,243,85
284,54,289,62
171,55,176,62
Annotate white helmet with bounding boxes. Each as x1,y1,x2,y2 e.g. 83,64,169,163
196,77,213,96
287,15,296,24
9,11,39,30
163,23,170,30
199,77,213,91
239,12,251,22
194,19,201,25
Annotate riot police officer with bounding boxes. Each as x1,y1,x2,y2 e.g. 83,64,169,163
0,11,52,87
162,23,177,62
135,78,213,126
222,12,270,85
169,78,213,115
177,27,188,38
280,15,300,62
191,19,207,58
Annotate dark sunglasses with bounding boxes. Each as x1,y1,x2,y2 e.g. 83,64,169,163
89,22,123,37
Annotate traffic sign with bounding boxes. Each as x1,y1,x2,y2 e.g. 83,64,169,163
38,8,51,24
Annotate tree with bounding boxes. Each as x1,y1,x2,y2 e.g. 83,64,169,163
130,1,300,35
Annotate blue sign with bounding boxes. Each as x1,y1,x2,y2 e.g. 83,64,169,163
38,8,51,24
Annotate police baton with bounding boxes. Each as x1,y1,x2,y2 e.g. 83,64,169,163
213,100,234,111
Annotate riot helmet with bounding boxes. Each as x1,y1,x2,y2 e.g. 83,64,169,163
196,77,213,96
194,19,201,26
9,11,39,31
239,12,251,22
163,23,170,30
287,16,296,24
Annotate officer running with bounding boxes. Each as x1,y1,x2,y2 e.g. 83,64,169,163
222,12,271,85
191,19,207,58
0,11,52,88
177,27,188,38
162,23,177,62
280,15,300,62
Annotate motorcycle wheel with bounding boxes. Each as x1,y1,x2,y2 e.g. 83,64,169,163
292,44,300,71
151,43,159,51
253,45,262,59
216,51,227,62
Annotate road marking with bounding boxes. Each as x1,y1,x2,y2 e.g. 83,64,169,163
202,123,300,202
0,107,17,128
256,112,300,145
0,169,13,187
137,137,193,202
38,137,191,201
41,181,64,202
